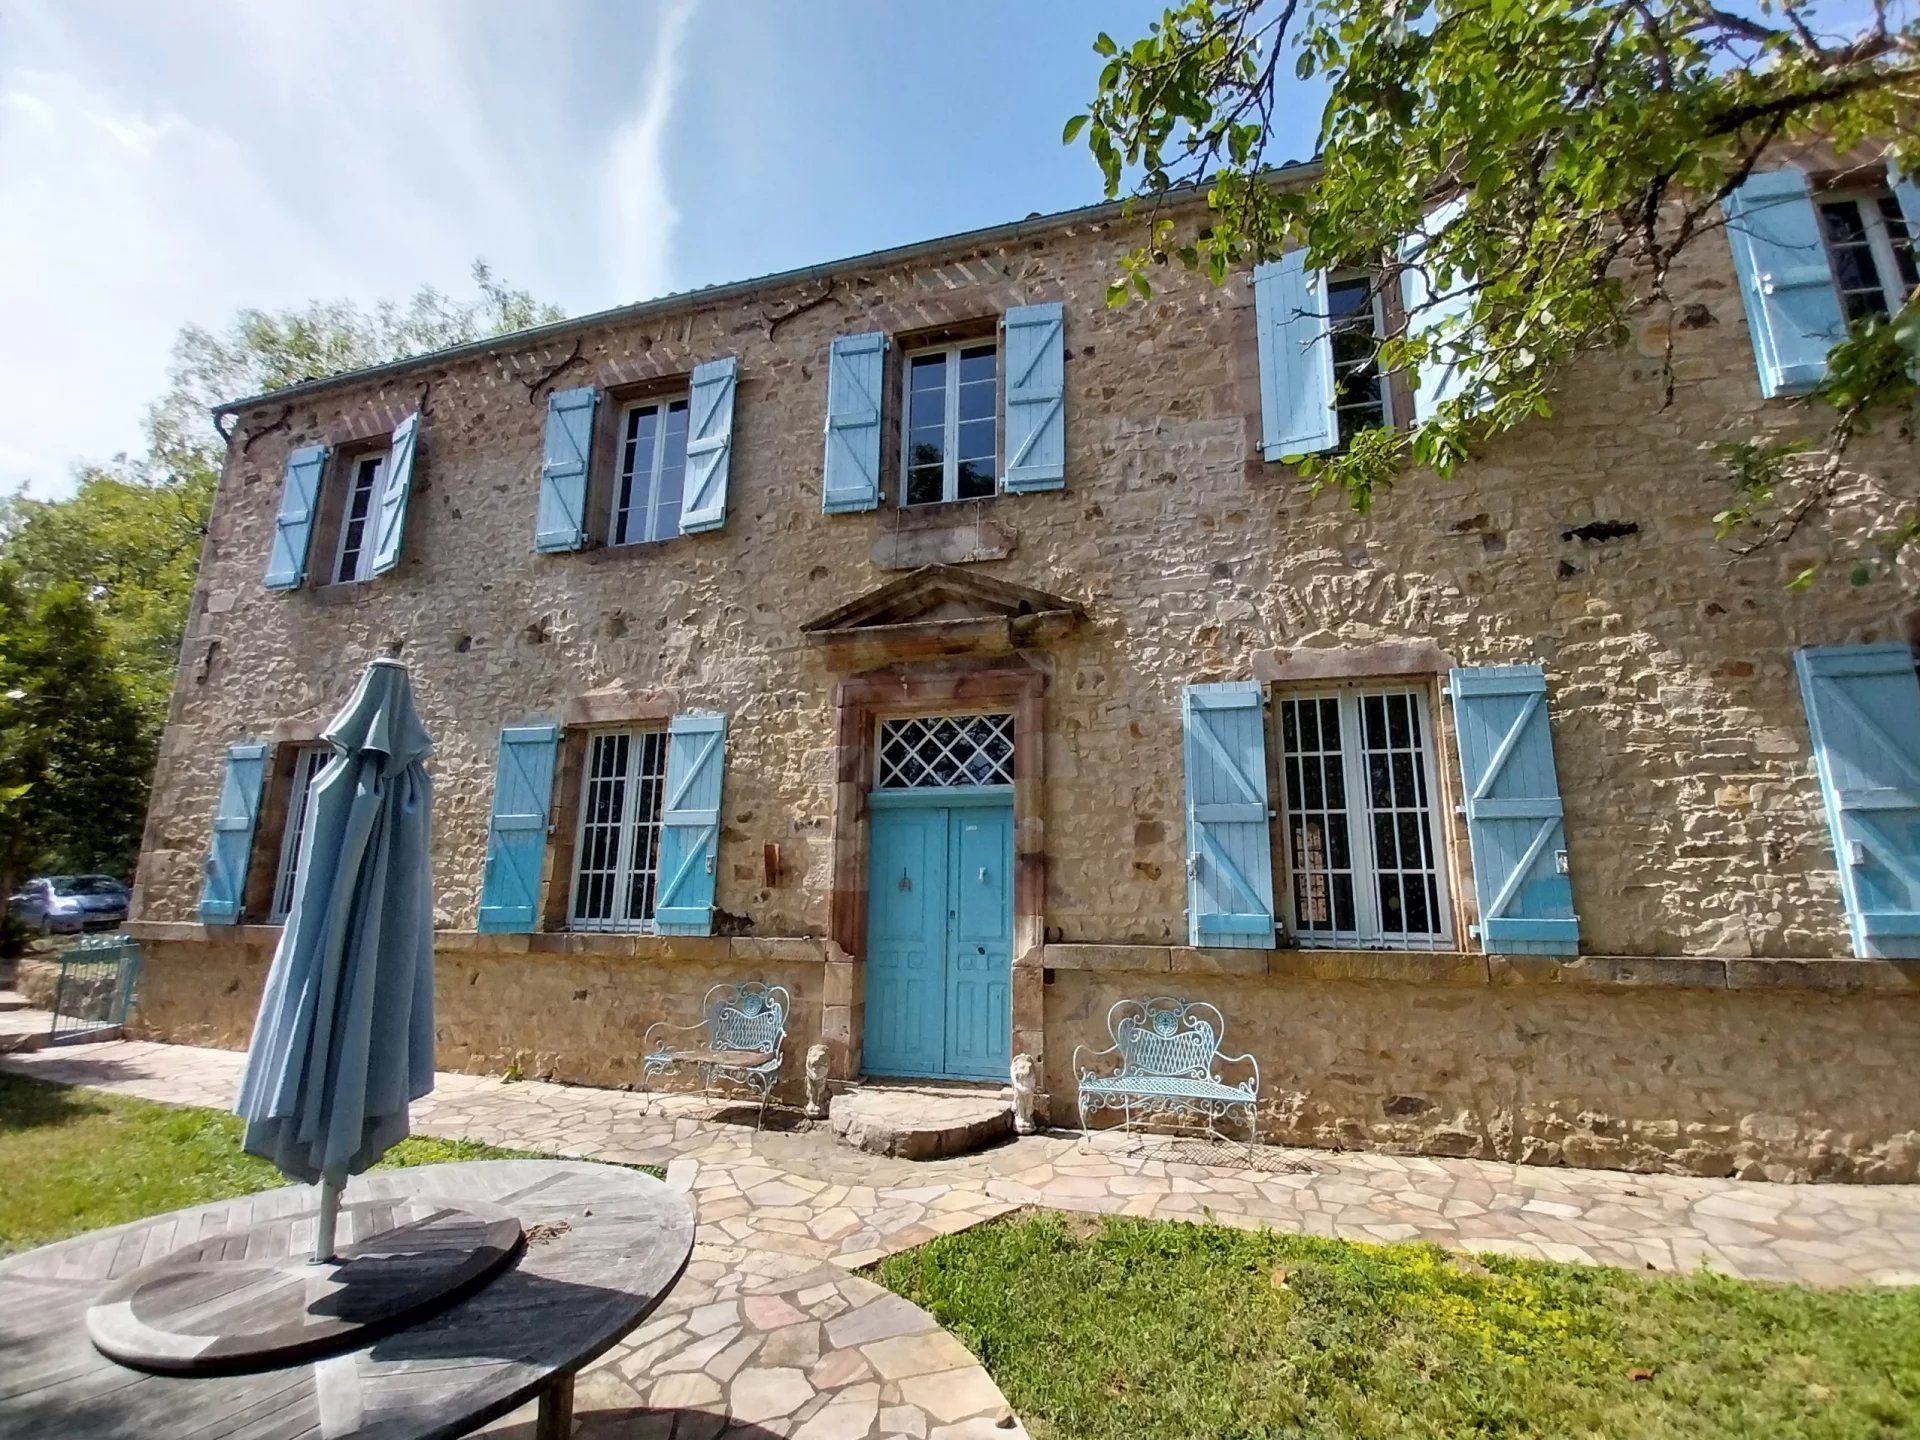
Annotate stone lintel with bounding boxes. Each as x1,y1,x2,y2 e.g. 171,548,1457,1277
1252,640,1454,685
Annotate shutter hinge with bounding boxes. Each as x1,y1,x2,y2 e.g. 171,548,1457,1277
1468,923,1481,939
1848,840,1868,867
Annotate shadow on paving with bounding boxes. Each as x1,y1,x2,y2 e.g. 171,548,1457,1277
486,1411,785,1440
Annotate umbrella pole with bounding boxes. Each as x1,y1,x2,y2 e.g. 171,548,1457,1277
312,1178,342,1264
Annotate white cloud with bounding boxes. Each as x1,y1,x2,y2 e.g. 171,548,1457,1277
0,0,691,499
600,0,693,305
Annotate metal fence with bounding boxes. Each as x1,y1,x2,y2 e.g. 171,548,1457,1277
48,935,140,1045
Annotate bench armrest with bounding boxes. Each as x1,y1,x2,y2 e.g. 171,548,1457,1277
1215,1048,1260,1096
1072,1040,1121,1079
643,1017,708,1054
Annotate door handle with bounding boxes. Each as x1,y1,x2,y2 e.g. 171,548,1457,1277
978,867,989,884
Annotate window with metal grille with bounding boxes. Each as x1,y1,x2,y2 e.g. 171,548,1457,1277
876,713,1014,789
611,398,690,545
1818,192,1918,324
903,343,997,505
1278,688,1450,949
270,746,330,922
570,729,670,931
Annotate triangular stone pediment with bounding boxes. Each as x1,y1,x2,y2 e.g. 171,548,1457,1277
802,564,1090,637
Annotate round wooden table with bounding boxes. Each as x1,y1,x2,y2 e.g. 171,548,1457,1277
0,1160,695,1440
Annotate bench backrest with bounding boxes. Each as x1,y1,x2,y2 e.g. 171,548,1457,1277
705,982,789,1056
1111,998,1226,1079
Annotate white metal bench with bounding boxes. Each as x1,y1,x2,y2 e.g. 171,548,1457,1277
1073,996,1260,1144
642,982,789,1128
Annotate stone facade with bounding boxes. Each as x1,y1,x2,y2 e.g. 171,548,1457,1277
128,188,1920,1181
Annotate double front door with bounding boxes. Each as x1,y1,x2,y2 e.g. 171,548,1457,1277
863,797,1013,1080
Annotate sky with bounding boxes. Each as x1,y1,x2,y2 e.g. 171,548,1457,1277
0,0,1328,499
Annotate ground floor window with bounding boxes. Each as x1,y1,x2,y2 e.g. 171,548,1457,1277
269,745,330,921
570,728,670,931
1278,687,1450,948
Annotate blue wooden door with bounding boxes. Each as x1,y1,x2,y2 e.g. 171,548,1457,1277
944,807,1013,1079
864,800,1012,1079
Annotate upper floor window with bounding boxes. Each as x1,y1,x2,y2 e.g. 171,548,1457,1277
904,343,997,505
1278,687,1450,949
332,455,388,584
570,727,670,932
1326,276,1391,446
269,745,329,921
612,398,689,546
1818,191,1918,323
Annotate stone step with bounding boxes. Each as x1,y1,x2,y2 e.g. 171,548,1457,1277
827,1086,1013,1161
0,991,30,1012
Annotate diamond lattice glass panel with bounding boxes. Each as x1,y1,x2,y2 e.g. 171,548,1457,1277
877,713,1014,789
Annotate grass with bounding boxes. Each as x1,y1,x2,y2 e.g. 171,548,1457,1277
875,1211,1920,1440
0,1072,557,1254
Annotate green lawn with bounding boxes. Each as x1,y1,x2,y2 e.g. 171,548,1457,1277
0,1072,549,1254
876,1212,1920,1440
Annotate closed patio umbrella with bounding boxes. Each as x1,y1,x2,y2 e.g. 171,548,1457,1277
234,657,435,1261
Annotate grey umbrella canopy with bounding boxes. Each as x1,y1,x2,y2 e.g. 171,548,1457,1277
235,658,436,1219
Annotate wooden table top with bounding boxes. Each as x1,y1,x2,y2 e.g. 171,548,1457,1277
0,1159,694,1440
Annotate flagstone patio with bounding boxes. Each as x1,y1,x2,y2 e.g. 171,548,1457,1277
6,1035,1920,1437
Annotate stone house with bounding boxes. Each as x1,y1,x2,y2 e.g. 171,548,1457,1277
128,155,1920,1182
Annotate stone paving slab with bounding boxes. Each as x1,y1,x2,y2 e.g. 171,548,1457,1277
8,1039,1920,1434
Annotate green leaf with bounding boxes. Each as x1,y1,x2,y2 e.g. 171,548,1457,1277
1106,281,1130,309
1093,31,1116,56
1062,114,1089,146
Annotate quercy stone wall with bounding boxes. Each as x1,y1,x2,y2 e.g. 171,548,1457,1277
125,188,1920,1181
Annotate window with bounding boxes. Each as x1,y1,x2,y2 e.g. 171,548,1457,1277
1278,688,1450,949
1326,275,1391,445
332,455,387,584
269,746,330,922
1818,191,1918,324
611,398,689,545
570,728,670,932
904,343,996,505
876,713,1014,789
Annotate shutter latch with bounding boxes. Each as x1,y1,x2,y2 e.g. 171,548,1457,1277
1554,849,1570,876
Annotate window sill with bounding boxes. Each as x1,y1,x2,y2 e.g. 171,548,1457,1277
303,578,374,607
581,536,687,563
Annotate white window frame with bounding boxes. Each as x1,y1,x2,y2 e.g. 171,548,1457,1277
332,454,388,584
1817,190,1917,322
610,396,689,546
269,745,330,922
569,727,671,933
1275,685,1452,950
900,341,998,506
1326,272,1393,444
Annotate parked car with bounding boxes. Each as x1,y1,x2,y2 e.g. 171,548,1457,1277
8,875,130,934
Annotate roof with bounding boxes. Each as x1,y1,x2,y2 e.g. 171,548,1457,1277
213,162,1323,417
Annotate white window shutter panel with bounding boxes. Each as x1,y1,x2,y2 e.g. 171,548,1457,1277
680,356,738,534
822,332,886,513
369,410,419,577
536,387,598,552
1252,253,1337,459
264,444,327,590
1001,302,1066,491
1889,158,1920,241
1400,194,1492,422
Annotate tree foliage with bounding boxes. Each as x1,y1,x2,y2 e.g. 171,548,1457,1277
1073,1,1920,573
0,261,562,881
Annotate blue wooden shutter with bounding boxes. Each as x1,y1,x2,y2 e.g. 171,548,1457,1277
1721,169,1847,398
1449,665,1580,955
476,724,560,933
1252,252,1337,459
1400,195,1485,423
264,444,327,590
199,741,268,924
536,386,598,552
1889,159,1920,244
680,356,738,534
1182,682,1277,948
654,712,728,936
1794,644,1920,959
369,410,419,578
1001,302,1066,492
822,332,886,513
